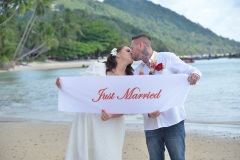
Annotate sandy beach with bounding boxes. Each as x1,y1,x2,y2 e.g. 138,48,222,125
0,121,239,160
0,60,102,73
0,59,142,73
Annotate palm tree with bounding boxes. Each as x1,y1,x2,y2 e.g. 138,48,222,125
12,0,52,62
0,0,33,26
0,0,33,63
15,21,59,61
0,27,16,59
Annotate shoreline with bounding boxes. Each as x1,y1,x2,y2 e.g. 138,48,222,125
1,115,240,139
0,121,239,160
0,59,142,73
0,59,101,73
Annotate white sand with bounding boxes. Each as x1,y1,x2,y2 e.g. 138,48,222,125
0,59,142,72
0,122,239,160
1,60,100,72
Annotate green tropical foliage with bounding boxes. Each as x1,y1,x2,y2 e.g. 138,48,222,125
65,0,240,55
0,0,33,25
0,0,240,62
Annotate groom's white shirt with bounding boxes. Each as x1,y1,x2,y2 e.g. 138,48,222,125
134,52,202,130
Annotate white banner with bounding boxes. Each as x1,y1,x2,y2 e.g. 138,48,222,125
58,74,190,114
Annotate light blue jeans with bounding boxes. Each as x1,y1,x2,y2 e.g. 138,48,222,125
145,120,185,160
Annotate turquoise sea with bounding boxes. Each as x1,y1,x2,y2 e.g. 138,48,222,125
0,58,240,138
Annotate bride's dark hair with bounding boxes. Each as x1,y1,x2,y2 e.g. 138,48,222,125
104,45,133,75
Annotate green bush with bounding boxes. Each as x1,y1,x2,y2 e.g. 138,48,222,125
0,55,10,62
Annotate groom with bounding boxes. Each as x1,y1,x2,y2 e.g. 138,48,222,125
130,34,202,160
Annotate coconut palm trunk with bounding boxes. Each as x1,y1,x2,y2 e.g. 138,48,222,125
12,0,52,62
12,8,36,61
15,42,46,61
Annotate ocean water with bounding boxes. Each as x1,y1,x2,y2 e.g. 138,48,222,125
0,58,240,138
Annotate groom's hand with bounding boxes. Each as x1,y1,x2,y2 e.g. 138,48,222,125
188,73,200,85
148,110,160,118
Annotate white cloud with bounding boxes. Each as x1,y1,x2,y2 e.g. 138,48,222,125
149,0,240,42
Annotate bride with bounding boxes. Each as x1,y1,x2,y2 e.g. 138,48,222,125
56,45,133,160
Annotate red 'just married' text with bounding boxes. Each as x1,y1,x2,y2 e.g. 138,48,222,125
92,87,162,102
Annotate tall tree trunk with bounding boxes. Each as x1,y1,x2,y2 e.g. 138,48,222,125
12,8,36,61
32,46,47,59
15,42,46,61
18,16,37,58
0,10,17,27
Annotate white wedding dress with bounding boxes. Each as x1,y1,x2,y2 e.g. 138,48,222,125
65,62,125,160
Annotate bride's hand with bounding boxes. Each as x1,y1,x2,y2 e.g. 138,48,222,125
101,109,112,121
56,77,61,88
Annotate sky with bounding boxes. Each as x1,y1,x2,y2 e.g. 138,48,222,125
150,0,240,42
97,0,240,42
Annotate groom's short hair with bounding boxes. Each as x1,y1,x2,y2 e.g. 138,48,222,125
132,34,151,41
132,34,151,46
